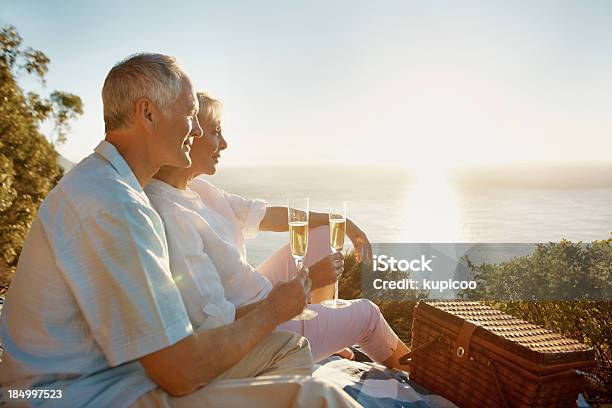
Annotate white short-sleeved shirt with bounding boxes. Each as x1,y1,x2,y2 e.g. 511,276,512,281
0,141,193,408
144,178,271,311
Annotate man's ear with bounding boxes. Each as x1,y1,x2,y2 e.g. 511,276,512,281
134,98,156,132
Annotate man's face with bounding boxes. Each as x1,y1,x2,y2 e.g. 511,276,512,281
154,76,202,168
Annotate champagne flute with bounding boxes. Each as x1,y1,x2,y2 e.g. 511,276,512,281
288,196,318,320
322,200,350,309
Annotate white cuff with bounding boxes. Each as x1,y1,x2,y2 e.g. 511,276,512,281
243,199,267,239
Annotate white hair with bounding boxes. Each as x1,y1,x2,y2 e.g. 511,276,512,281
197,91,223,125
102,53,185,132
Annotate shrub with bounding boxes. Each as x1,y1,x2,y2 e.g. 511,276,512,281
0,26,82,289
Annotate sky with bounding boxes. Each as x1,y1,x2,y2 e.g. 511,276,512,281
2,0,611,170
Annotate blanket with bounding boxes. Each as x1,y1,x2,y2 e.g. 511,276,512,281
314,356,458,408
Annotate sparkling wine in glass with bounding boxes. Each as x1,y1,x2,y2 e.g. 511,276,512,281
288,197,318,320
322,201,350,309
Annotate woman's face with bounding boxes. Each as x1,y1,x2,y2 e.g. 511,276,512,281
189,114,227,176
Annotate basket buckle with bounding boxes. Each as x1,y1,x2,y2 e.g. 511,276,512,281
452,321,477,364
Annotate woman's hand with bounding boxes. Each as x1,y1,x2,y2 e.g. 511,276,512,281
346,219,372,262
308,252,344,290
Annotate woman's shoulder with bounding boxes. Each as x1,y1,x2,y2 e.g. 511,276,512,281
144,179,200,215
190,177,215,192
189,177,227,199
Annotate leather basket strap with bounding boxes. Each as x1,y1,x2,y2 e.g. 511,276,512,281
452,320,477,364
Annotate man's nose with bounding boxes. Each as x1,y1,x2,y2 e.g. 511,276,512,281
192,116,204,138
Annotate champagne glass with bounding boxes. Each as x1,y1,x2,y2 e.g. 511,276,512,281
322,200,350,309
288,196,318,320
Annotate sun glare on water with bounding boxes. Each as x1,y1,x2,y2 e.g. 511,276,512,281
398,166,464,242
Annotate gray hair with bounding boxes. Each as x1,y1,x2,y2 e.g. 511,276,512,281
102,53,186,132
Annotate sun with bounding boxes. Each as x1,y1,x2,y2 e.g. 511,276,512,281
397,164,464,242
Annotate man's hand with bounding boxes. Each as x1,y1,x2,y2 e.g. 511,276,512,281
141,272,312,396
309,252,344,290
346,219,372,262
265,270,311,324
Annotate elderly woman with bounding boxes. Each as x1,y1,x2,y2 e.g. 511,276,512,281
144,92,410,369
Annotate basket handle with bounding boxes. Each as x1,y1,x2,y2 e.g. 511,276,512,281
398,334,443,365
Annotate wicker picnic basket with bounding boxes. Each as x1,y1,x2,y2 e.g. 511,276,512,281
402,300,595,408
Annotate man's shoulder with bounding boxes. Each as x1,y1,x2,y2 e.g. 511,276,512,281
41,154,152,223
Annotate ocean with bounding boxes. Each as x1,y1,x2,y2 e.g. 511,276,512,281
202,165,612,266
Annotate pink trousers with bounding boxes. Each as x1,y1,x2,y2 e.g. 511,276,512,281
255,226,400,363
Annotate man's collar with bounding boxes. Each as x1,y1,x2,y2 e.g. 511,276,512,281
94,140,143,192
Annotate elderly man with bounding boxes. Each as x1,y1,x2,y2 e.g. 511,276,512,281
0,53,358,408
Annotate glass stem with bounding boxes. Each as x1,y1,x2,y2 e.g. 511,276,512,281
334,280,339,305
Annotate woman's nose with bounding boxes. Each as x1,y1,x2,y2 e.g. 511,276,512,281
219,134,228,151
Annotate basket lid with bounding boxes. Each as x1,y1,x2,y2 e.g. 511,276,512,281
415,300,595,367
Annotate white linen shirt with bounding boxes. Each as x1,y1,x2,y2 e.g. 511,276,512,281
0,141,193,408
143,180,235,330
144,178,271,312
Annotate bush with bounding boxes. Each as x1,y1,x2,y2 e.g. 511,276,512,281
0,26,82,289
461,239,611,302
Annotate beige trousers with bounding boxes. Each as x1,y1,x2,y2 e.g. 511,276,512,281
130,331,361,408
